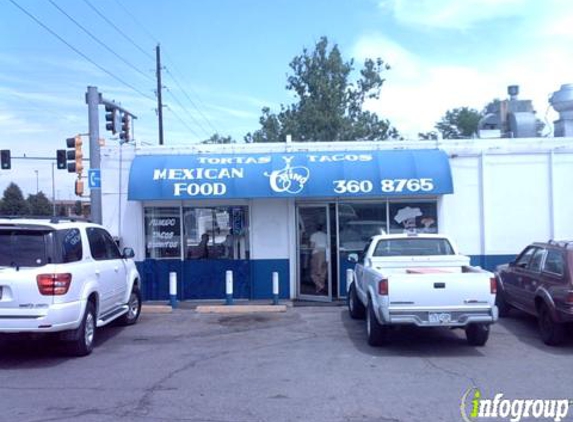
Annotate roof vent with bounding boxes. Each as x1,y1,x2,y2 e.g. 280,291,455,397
549,84,573,137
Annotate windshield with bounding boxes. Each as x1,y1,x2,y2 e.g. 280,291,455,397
373,238,454,257
0,229,50,267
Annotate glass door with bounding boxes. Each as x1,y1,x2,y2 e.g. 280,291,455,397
297,205,331,301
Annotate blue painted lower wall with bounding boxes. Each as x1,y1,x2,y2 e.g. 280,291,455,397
136,255,516,301
136,259,290,301
469,254,516,271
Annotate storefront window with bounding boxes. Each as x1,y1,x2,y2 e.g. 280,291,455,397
338,203,388,254
183,206,249,260
388,202,438,234
144,207,181,259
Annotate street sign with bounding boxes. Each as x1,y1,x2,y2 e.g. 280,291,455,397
88,168,101,189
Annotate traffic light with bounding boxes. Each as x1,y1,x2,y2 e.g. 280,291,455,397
105,105,120,135
56,149,67,170
74,179,84,197
119,113,130,142
66,135,83,174
0,150,10,170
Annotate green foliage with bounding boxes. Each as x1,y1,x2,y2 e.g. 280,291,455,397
201,134,236,144
27,192,53,216
246,36,399,143
435,107,481,139
0,183,30,215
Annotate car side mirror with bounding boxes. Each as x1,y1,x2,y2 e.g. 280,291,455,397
347,253,358,263
123,247,135,259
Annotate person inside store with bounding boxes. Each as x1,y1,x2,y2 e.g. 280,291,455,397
310,224,327,294
197,232,210,259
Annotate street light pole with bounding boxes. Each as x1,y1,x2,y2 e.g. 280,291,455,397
51,162,56,216
34,170,38,194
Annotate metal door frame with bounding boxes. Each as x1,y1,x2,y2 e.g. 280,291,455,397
296,203,332,302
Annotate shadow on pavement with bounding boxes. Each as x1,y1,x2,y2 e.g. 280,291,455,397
339,308,486,358
497,308,573,354
0,324,128,367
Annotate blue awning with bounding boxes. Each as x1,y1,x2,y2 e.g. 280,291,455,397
128,149,453,200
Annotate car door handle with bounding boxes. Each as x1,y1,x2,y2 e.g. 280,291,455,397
95,270,100,276
114,266,119,272
434,282,446,289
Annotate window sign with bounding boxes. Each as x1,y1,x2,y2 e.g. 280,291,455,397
389,202,438,234
144,207,181,259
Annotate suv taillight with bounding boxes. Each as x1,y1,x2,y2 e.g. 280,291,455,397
565,291,573,305
490,277,497,294
36,273,72,296
378,278,389,296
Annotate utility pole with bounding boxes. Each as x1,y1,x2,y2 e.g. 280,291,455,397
86,86,102,224
156,44,164,145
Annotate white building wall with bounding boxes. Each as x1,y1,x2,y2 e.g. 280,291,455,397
250,199,291,260
484,153,551,254
100,145,146,261
440,156,482,256
101,138,573,267
553,153,573,240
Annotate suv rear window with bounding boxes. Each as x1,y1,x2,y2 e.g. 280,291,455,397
0,229,50,267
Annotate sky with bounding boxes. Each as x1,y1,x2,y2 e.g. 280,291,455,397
1,0,573,198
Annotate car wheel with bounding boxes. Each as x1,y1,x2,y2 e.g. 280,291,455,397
348,283,366,320
366,300,390,347
465,323,490,346
68,301,96,357
495,288,512,318
538,304,565,346
119,287,142,326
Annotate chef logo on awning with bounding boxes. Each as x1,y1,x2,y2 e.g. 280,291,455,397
265,156,310,194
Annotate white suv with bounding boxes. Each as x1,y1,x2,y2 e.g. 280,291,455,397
0,217,142,356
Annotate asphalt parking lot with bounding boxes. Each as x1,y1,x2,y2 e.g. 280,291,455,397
1,304,573,422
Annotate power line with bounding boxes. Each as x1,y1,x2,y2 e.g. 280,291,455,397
101,1,221,136
165,105,201,140
48,0,154,83
164,66,219,135
113,0,158,45
165,87,211,138
82,0,155,62
7,0,155,102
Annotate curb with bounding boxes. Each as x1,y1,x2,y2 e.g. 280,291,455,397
196,304,288,314
141,304,173,314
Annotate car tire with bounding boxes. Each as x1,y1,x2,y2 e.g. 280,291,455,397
495,288,512,318
119,287,142,326
348,283,366,320
538,304,565,346
68,301,96,357
366,300,390,347
466,323,490,346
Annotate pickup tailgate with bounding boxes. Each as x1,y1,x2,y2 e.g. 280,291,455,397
387,272,494,309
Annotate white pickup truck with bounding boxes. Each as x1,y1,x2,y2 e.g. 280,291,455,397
347,234,498,346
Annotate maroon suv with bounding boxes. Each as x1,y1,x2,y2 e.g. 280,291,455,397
495,240,573,345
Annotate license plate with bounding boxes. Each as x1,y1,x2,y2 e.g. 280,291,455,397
429,312,451,324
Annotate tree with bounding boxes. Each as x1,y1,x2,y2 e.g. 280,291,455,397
435,107,481,139
201,134,236,144
27,192,52,216
245,36,399,143
0,183,29,215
